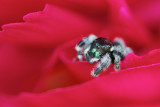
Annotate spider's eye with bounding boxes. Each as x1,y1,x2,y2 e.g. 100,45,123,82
90,48,96,55
94,51,100,58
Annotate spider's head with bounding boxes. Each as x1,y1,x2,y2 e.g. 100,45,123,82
89,37,112,59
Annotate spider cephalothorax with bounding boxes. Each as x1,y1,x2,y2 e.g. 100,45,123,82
74,34,133,77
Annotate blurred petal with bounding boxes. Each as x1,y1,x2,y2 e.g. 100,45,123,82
33,63,80,93
127,0,160,23
121,49,160,69
0,4,102,46
0,44,53,94
0,0,45,27
1,64,160,106
103,0,152,50
46,0,108,17
0,2,109,95
126,0,160,45
0,0,159,106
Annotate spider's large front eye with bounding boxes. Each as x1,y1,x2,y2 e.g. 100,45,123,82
90,48,96,55
94,51,100,58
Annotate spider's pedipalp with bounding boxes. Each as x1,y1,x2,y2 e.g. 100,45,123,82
89,58,99,64
84,46,91,61
113,38,133,56
75,34,97,61
91,53,111,76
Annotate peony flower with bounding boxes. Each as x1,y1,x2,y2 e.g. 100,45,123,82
0,0,160,106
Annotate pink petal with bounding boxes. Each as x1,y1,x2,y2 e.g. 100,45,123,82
0,4,102,46
0,44,53,94
127,0,160,24
103,0,152,50
0,0,159,106
46,0,108,17
33,63,80,93
121,49,160,69
1,64,160,106
0,0,45,27
0,4,104,94
126,0,160,44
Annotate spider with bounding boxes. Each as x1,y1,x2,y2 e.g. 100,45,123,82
74,34,133,77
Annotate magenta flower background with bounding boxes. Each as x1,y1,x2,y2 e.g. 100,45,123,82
0,0,160,106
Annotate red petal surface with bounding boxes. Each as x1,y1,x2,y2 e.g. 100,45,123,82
0,3,106,94
0,0,160,106
0,44,53,94
0,0,45,27
0,4,102,46
46,0,108,17
103,0,152,50
1,64,160,106
126,0,160,46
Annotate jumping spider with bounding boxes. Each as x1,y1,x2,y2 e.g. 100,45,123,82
74,34,133,77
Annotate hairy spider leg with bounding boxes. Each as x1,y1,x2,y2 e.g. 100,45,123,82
113,38,126,47
125,47,133,55
112,38,133,71
113,37,133,56
113,52,121,70
91,53,111,77
75,34,97,61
